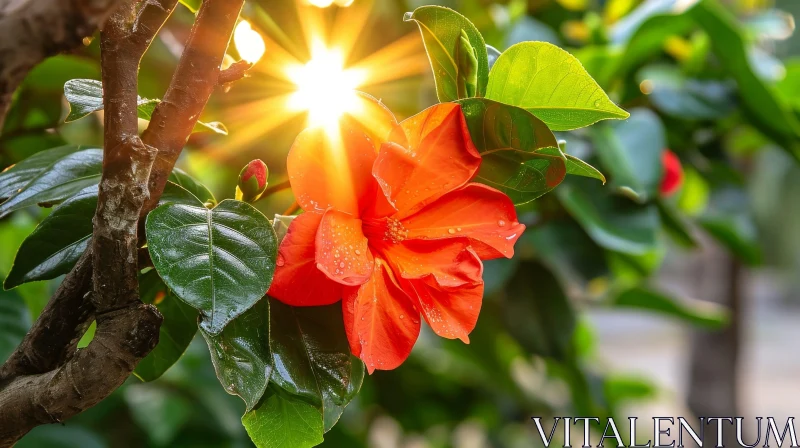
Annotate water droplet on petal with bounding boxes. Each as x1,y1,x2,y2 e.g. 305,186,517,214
448,228,456,234
498,220,506,227
276,255,285,267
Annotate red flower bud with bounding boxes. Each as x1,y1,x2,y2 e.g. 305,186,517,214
660,149,683,197
237,159,268,202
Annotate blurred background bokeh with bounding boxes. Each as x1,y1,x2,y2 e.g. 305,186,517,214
2,0,800,446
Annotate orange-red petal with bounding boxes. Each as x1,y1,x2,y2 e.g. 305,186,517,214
398,276,483,343
315,209,373,286
401,183,526,259
373,103,481,218
268,212,342,306
343,260,421,373
376,238,483,288
288,95,396,216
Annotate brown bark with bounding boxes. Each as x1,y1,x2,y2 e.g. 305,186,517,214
0,0,128,129
687,251,742,446
0,0,250,443
141,0,245,215
0,0,175,444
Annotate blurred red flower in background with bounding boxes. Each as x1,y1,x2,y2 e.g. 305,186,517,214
660,149,683,197
268,95,524,372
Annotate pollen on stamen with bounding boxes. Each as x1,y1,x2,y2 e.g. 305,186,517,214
384,217,408,243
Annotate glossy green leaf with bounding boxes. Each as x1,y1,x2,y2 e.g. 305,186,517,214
4,182,202,289
609,285,729,329
485,42,629,131
4,186,94,289
0,145,81,200
134,270,199,382
0,148,102,219
457,98,564,204
168,168,217,204
637,64,736,119
404,6,489,102
558,177,659,255
269,298,356,416
243,386,324,448
64,79,227,135
64,79,158,124
146,199,278,334
591,108,665,202
323,356,364,432
202,295,271,411
501,261,576,360
565,154,606,183
63,79,104,122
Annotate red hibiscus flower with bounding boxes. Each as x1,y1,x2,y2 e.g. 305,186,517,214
660,149,683,197
269,94,525,373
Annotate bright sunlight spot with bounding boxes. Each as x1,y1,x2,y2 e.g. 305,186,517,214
287,40,367,129
234,21,266,64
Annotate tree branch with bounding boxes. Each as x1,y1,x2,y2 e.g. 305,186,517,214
0,0,128,130
0,1,177,443
0,252,93,381
140,0,247,214
0,0,179,385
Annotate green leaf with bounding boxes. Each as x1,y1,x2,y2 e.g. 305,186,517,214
404,6,489,102
656,200,699,248
146,199,278,334
64,79,156,123
457,98,564,205
64,79,227,135
134,270,199,382
565,154,606,183
637,64,736,120
136,99,228,135
202,295,271,412
591,108,665,202
501,261,576,360
687,0,800,160
243,387,324,448
4,186,94,289
697,187,761,266
269,298,357,418
557,177,659,255
0,148,102,219
179,0,201,13
168,167,217,204
485,41,629,131
609,285,729,329
323,356,364,432
15,426,105,448
0,290,31,362
63,79,104,122
0,145,81,200
522,220,609,291
4,182,202,289
124,383,193,446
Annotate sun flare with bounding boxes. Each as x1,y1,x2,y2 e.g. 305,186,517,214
286,40,366,129
234,20,266,64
